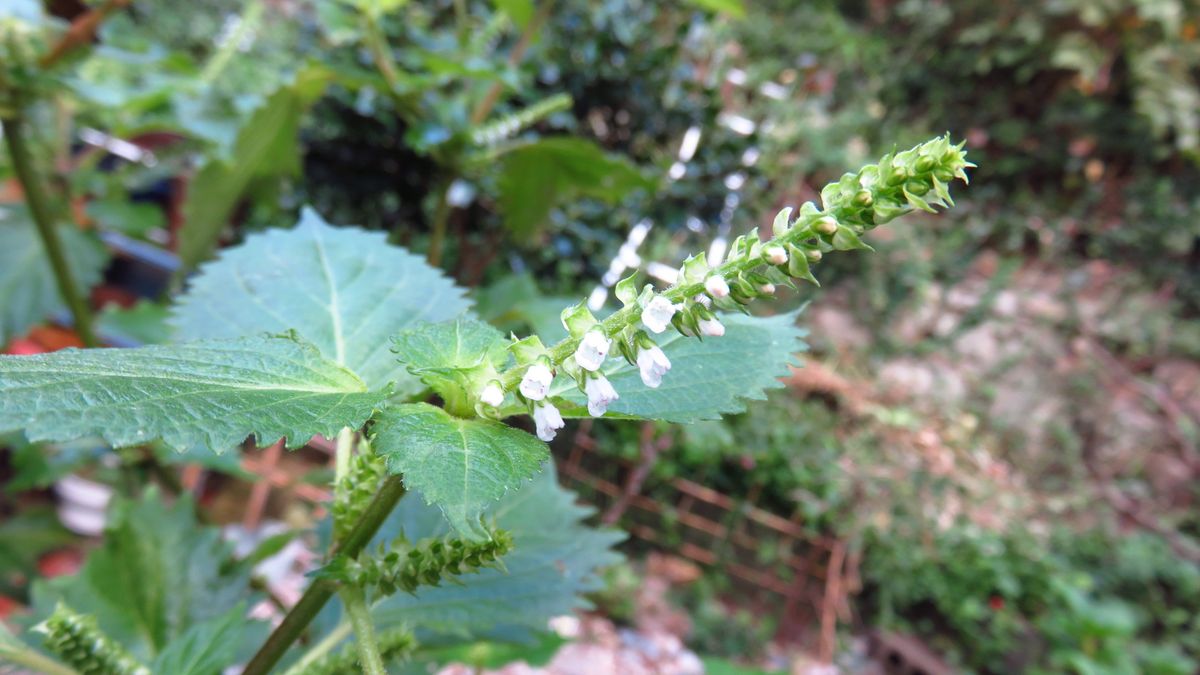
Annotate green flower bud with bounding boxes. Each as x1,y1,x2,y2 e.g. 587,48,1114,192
854,190,873,207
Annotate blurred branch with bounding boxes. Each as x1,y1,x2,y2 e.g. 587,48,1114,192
469,0,554,126
38,0,132,69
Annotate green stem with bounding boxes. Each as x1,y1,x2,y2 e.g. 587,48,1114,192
1,114,97,347
282,621,353,675
0,646,79,675
199,0,264,85
426,179,453,268
241,475,407,675
340,586,386,675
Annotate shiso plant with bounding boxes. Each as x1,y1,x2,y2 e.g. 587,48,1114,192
0,135,972,673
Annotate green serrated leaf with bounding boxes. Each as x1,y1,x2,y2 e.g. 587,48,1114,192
391,318,508,414
29,491,259,665
150,604,266,675
0,205,109,345
172,208,471,394
372,403,548,538
367,467,623,636
496,138,653,238
177,66,332,271
555,311,806,422
391,318,508,375
0,335,388,451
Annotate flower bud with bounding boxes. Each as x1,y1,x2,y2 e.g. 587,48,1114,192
904,179,930,196
806,248,823,263
704,275,730,298
854,190,873,206
759,283,776,295
479,382,504,407
698,317,725,337
763,245,788,266
915,155,936,172
815,216,839,235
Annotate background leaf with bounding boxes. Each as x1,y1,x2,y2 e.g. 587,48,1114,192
0,334,388,451
172,208,471,394
368,468,624,637
27,491,261,666
0,205,109,345
496,137,654,238
555,310,807,422
150,604,267,675
372,403,549,538
176,66,331,271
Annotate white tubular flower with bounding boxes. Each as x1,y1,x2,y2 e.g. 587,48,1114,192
585,375,619,417
479,382,504,407
693,294,712,309
636,345,672,388
764,245,788,265
573,330,611,372
759,283,776,295
642,295,679,334
698,317,725,337
519,364,553,401
705,275,730,298
533,402,565,441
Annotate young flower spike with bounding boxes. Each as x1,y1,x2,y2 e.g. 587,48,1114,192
519,363,554,401
636,344,672,388
573,329,611,372
698,316,725,337
479,382,504,407
642,295,679,334
533,402,565,441
704,275,730,298
585,374,619,417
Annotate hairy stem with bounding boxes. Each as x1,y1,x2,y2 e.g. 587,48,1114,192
340,586,386,675
241,475,407,675
0,644,78,675
0,114,97,347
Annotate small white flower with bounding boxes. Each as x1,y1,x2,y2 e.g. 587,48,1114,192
759,283,776,295
705,275,730,298
533,402,565,441
636,345,672,388
585,375,619,417
642,295,679,334
698,317,725,337
764,245,788,265
693,294,712,309
573,330,611,372
479,382,504,407
519,364,553,401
